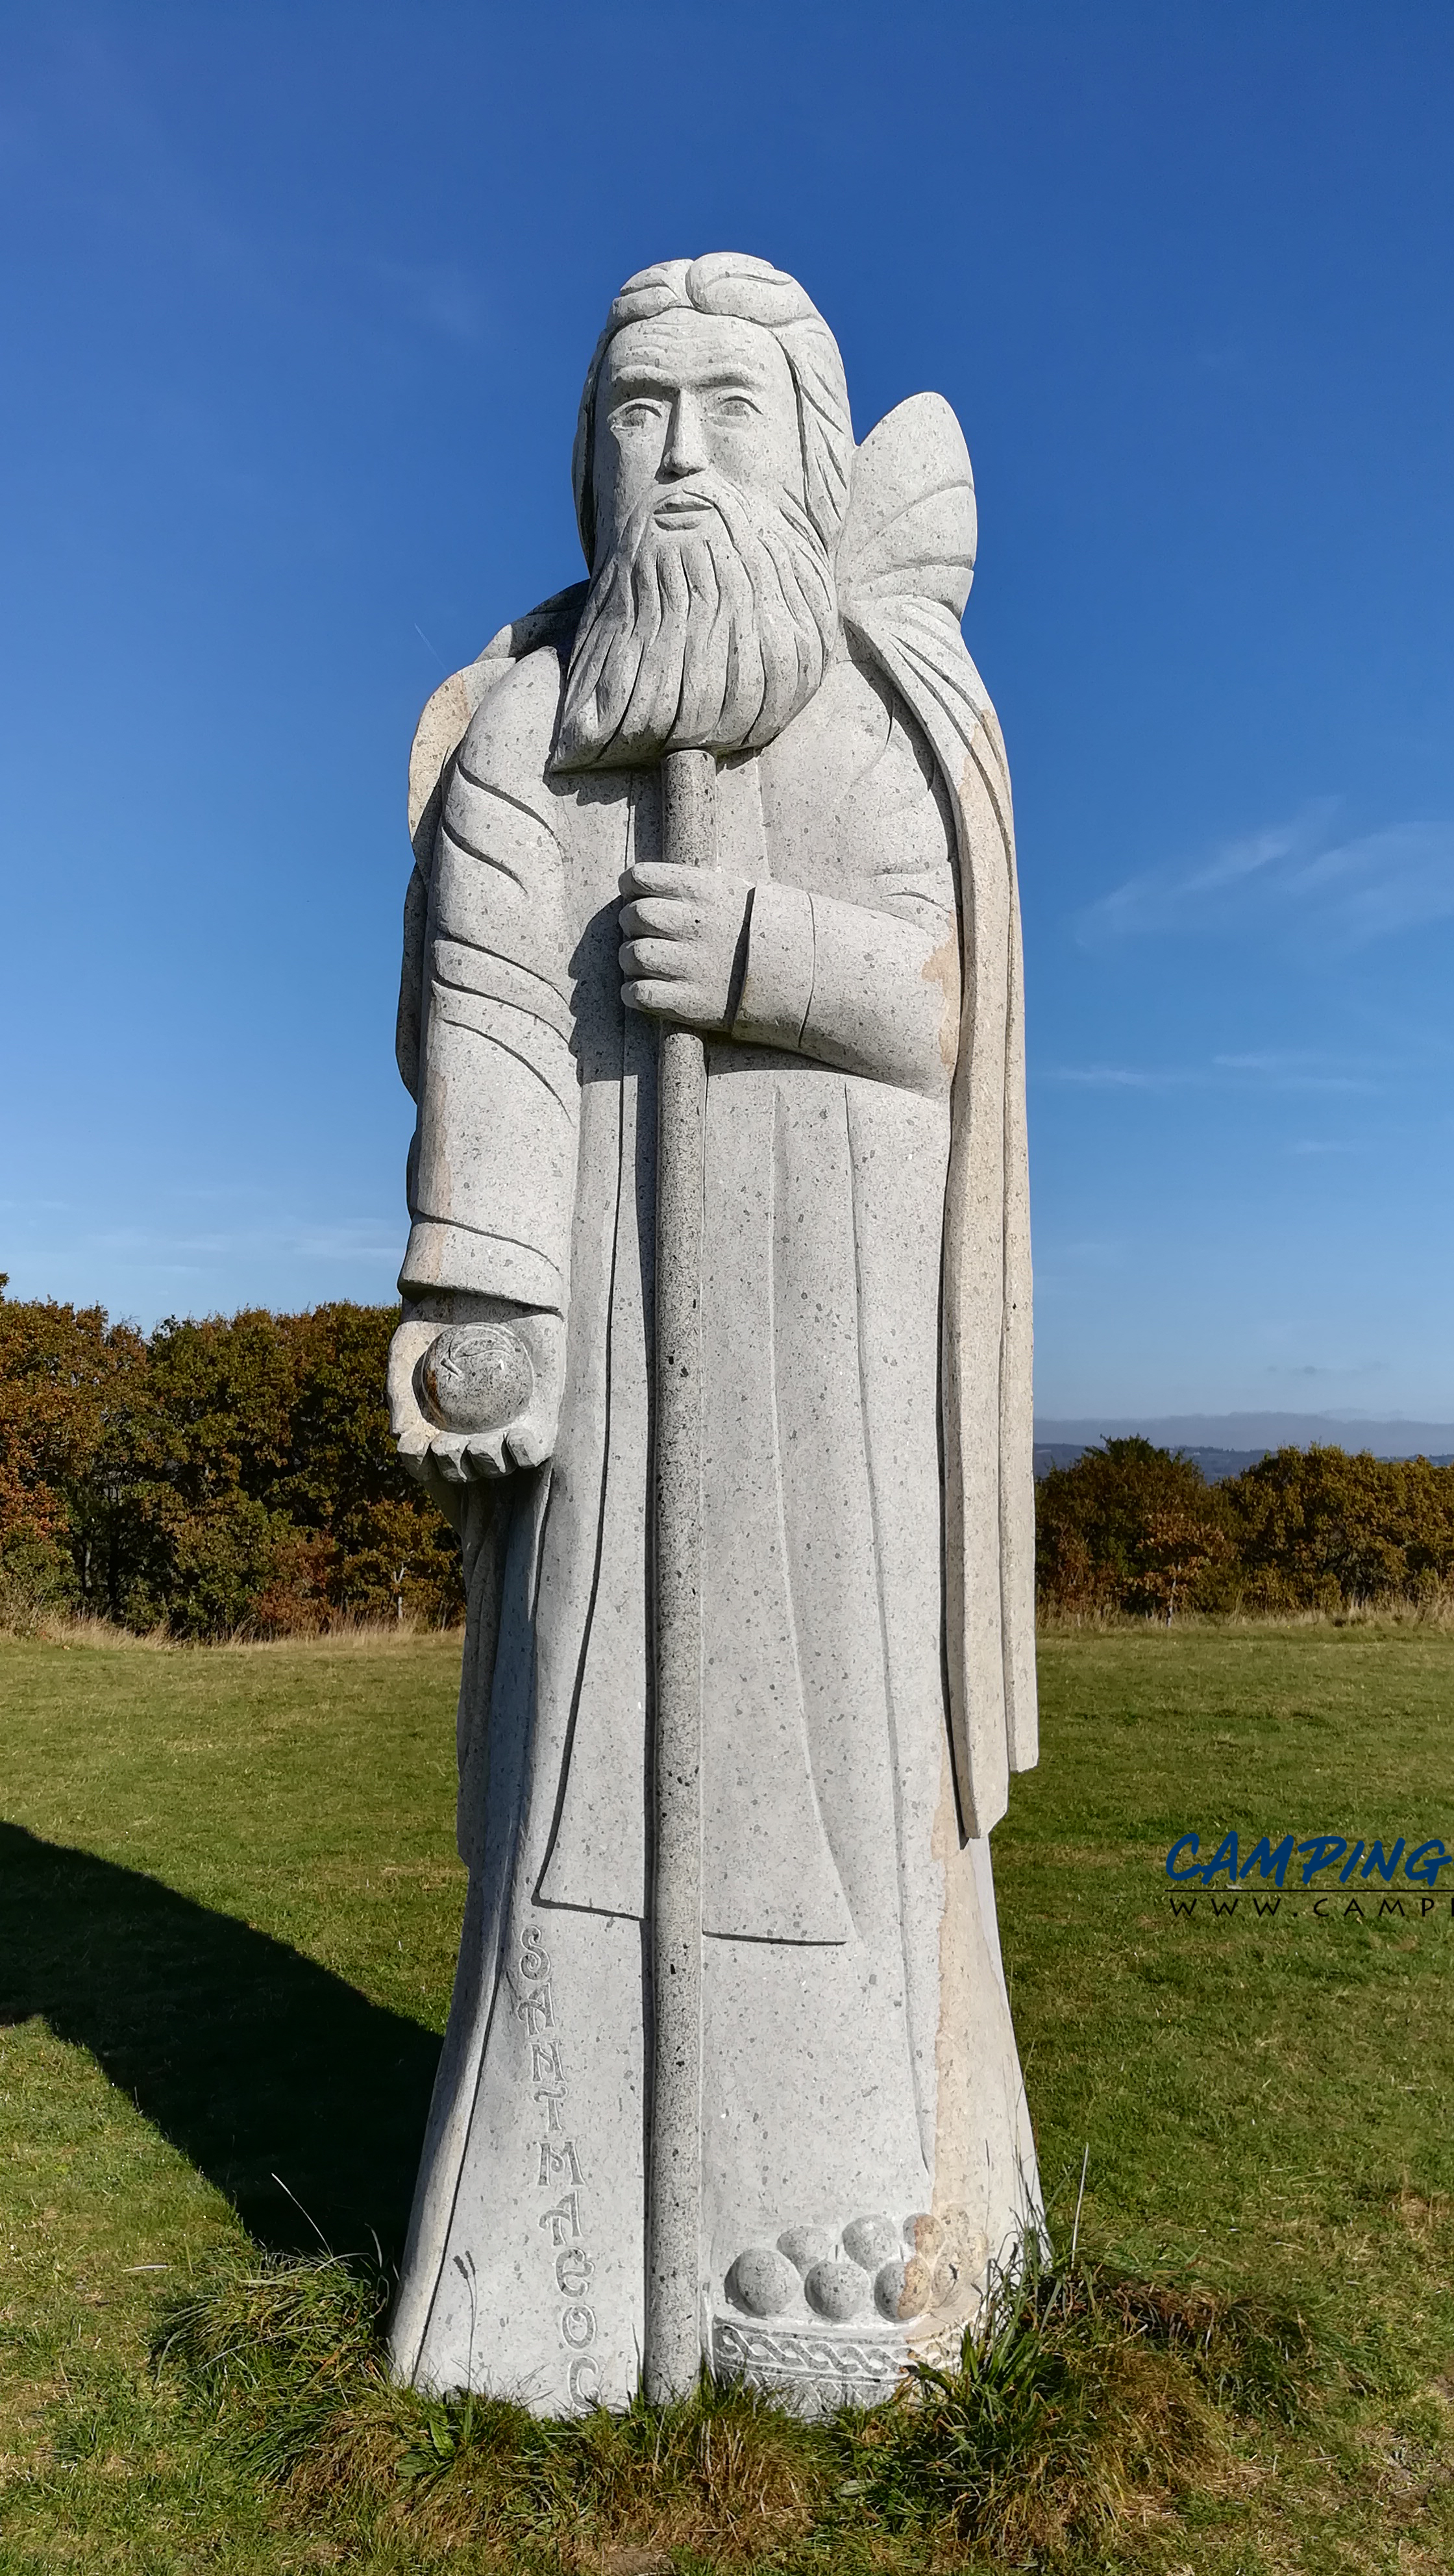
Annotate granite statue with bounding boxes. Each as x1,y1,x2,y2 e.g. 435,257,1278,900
386,253,1041,2414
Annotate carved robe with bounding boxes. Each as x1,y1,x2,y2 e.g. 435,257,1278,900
389,397,1040,2410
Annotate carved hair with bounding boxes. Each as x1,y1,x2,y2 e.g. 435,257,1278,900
571,253,854,573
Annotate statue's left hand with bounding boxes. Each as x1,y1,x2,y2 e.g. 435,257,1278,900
388,1310,565,1491
619,861,752,1033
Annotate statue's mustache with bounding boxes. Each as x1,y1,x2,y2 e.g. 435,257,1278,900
648,478,723,528
622,468,817,557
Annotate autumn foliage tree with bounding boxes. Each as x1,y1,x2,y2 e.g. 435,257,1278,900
1035,1433,1454,1618
1224,1444,1454,1611
0,1284,461,1637
1035,1437,1232,1619
0,1280,147,1611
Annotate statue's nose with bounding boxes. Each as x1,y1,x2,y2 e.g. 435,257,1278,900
661,391,709,478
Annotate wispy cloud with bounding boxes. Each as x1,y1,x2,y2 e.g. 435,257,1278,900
1264,1359,1391,1384
1039,1050,1383,1096
1040,1063,1201,1091
86,1220,402,1267
1210,1051,1378,1095
1077,804,1454,952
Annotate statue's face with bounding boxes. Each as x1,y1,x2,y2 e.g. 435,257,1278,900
556,305,835,769
592,311,806,572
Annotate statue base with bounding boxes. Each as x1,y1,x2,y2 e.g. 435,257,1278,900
711,2310,974,2412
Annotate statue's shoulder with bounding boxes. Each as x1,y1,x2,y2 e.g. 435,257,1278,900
408,586,585,854
456,641,566,792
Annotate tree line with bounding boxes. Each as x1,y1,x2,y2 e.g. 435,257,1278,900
1037,1433,1454,1618
0,1283,462,1636
5,1280,1451,1636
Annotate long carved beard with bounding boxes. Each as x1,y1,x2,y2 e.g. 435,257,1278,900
553,474,837,770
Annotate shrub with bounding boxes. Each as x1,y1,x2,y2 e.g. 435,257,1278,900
1224,1444,1454,1611
1035,1435,1454,1619
1036,1437,1233,1620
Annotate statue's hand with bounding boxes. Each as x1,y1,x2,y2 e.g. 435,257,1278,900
388,1310,565,1489
619,861,752,1034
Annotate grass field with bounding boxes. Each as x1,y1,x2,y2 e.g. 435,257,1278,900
1,1622,1451,2570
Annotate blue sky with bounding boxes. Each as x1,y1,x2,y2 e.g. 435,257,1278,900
2,1,1451,1417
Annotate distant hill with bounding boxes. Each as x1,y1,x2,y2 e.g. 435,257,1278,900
1035,1413,1454,1479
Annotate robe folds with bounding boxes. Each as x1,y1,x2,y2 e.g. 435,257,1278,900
389,395,1041,2411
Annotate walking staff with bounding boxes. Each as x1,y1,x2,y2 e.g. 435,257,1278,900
644,745,714,2401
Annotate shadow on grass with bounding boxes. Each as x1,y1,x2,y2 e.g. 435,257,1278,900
0,1820,439,2262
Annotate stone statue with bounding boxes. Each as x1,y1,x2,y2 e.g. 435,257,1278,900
386,253,1041,2416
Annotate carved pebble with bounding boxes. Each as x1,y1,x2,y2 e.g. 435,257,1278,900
418,1324,534,1432
841,2214,900,2273
902,2212,948,2259
724,2246,800,2319
874,2256,933,2322
804,2259,869,2322
776,2223,835,2277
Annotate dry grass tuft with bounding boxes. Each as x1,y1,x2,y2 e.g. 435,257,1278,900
1037,1592,1454,1635
152,2236,1314,2570
0,1607,462,1651
0,1604,175,1648
838,2241,1309,2563
1392,2184,1449,2249
226,1611,463,1651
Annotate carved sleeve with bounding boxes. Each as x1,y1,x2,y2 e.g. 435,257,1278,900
399,701,578,1315
730,882,959,1096
730,695,959,1095
729,669,961,1095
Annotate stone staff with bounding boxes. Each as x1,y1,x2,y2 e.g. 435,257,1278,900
645,743,714,2402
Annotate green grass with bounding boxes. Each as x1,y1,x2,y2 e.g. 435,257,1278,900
1,1623,1452,2570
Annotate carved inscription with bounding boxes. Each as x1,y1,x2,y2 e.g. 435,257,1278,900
517,1921,600,2400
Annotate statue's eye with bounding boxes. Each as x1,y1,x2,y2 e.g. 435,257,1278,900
715,395,756,421
612,400,663,431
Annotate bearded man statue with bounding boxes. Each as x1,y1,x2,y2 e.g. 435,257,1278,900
386,253,1041,2415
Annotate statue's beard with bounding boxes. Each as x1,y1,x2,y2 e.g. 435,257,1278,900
553,474,838,771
